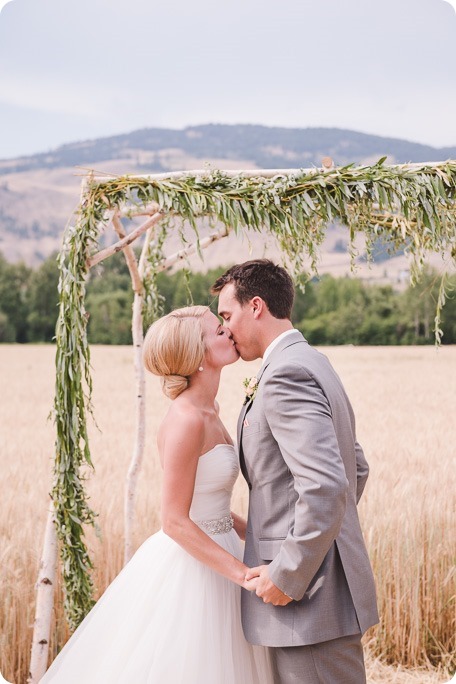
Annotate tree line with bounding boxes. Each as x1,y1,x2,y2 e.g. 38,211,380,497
0,251,455,345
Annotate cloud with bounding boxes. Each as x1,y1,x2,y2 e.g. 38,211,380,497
0,0,14,11
1,0,456,156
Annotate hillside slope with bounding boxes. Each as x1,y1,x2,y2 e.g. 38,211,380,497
0,124,453,273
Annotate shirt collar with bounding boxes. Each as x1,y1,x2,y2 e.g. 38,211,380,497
262,328,297,362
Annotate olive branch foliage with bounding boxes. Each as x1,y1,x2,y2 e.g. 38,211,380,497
53,159,456,628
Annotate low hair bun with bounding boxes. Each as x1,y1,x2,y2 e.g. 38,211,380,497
143,305,209,399
162,374,189,400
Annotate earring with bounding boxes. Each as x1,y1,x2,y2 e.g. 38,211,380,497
198,366,204,372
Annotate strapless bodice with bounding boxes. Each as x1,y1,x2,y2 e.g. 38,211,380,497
189,444,239,526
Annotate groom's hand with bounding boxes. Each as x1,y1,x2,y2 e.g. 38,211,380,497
245,565,293,606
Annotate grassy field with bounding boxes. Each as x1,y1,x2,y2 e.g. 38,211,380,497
0,344,454,683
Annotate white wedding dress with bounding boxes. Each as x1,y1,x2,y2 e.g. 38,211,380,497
40,444,273,683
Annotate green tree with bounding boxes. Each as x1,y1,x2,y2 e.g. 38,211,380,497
86,290,134,344
86,250,132,296
398,269,456,344
26,253,60,342
296,276,402,345
0,309,14,342
439,275,456,343
291,278,317,325
157,267,225,315
398,269,439,344
0,253,31,342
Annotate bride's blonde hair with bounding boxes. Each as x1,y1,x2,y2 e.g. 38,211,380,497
143,305,209,400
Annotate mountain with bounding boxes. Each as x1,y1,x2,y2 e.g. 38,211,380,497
0,124,454,270
2,123,455,176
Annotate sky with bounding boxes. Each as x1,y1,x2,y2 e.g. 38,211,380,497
0,0,455,159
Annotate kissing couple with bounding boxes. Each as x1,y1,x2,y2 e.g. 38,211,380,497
41,259,378,684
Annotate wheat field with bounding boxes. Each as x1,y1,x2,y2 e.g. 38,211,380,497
0,344,455,684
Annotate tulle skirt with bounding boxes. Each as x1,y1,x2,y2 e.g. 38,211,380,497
40,529,273,683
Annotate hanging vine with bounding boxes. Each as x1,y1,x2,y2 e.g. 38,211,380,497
53,159,456,628
142,217,169,326
53,195,106,628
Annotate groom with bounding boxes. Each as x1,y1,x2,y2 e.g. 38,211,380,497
211,260,378,684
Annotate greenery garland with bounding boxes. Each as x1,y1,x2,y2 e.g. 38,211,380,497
53,159,456,628
53,195,101,628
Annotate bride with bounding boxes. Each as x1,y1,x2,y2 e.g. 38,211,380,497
40,305,273,683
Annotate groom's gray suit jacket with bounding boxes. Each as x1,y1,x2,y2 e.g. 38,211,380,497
238,331,378,647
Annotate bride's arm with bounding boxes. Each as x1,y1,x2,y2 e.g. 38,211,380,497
159,407,250,589
231,512,246,541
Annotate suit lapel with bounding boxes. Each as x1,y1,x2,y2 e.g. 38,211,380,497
238,331,306,482
237,358,274,482
237,401,250,481
237,400,248,449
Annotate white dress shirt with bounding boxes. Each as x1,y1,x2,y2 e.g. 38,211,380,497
262,328,297,362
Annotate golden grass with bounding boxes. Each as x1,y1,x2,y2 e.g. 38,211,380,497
0,344,454,683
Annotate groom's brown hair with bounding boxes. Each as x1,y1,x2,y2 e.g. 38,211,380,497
211,259,294,319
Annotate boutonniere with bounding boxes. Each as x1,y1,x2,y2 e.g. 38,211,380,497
243,376,259,405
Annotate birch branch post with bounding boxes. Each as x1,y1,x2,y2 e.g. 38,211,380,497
28,505,58,684
111,213,150,564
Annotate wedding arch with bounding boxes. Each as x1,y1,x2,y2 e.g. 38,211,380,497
29,159,456,682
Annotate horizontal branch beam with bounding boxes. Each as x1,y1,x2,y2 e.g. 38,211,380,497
84,160,454,185
87,211,164,269
88,169,305,183
154,225,230,273
120,202,160,219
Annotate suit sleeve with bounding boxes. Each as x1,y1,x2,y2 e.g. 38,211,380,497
355,440,369,504
345,393,369,504
263,362,349,601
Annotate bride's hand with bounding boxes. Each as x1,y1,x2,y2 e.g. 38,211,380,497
245,565,293,606
242,568,260,592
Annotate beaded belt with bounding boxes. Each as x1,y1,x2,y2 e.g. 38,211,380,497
198,514,234,535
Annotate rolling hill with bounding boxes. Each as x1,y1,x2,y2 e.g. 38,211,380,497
0,124,453,277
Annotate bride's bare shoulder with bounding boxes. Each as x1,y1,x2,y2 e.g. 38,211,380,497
165,394,204,420
158,397,205,445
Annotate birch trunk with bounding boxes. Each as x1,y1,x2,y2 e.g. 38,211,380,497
124,289,146,564
110,214,148,564
28,505,58,683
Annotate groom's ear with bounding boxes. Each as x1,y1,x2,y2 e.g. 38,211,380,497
250,296,266,319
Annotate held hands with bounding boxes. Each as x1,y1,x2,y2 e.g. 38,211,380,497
243,565,293,606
